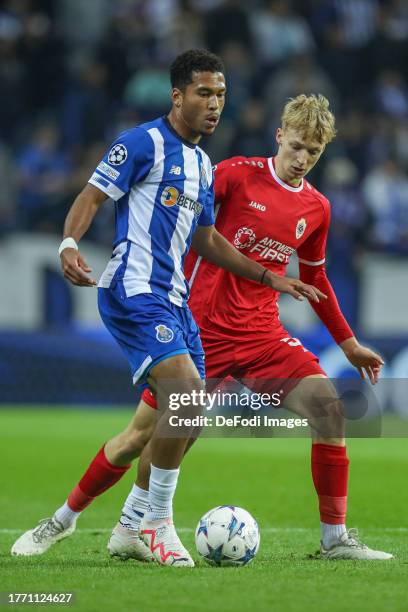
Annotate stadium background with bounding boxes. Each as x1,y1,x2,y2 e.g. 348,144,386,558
1,3,408,611
0,0,408,408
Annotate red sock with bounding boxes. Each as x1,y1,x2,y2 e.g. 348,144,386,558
311,443,349,524
67,446,131,512
142,388,158,410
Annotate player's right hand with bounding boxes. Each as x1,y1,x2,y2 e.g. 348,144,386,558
60,248,97,287
265,274,327,303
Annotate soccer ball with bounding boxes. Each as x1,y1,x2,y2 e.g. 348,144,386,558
195,505,260,566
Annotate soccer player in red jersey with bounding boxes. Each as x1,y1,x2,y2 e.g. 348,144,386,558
133,95,391,560
12,94,392,561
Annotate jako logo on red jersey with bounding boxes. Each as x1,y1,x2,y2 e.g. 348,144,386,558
233,227,256,249
249,201,266,212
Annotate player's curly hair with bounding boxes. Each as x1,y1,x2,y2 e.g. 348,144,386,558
170,49,225,90
281,94,337,144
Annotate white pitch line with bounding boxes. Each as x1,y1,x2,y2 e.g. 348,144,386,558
1,527,407,534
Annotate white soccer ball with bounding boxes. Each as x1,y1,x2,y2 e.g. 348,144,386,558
195,505,260,566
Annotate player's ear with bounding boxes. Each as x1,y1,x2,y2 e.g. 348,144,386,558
276,128,283,147
172,88,182,109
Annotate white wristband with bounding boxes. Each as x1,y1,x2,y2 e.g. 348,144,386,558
58,237,78,256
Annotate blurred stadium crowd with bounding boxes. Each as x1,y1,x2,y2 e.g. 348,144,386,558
1,0,408,326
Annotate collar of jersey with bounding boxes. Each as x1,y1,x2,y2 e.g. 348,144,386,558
268,157,304,192
163,116,197,149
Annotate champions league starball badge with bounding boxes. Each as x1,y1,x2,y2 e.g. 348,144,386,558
108,144,128,165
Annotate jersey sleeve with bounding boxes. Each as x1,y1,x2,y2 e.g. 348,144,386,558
299,265,354,344
297,198,330,267
88,128,155,201
297,198,354,344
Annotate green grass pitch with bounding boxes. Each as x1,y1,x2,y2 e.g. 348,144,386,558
1,409,407,612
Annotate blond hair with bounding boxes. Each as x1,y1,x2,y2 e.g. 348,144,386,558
281,94,336,144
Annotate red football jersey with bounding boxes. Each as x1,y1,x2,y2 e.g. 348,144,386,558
185,156,330,333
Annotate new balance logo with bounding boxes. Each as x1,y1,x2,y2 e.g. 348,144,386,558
170,165,182,175
249,201,266,212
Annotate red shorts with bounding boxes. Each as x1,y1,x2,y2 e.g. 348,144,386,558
141,323,326,409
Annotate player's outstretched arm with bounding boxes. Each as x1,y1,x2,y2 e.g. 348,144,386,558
192,225,327,303
299,263,384,384
59,184,108,287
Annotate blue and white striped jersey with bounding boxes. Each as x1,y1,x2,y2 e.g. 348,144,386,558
89,116,215,306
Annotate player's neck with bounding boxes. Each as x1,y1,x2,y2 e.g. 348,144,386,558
273,156,302,188
167,111,201,145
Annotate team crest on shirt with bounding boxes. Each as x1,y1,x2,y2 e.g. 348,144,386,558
200,164,209,189
296,218,307,239
155,324,174,343
233,227,256,249
108,143,128,165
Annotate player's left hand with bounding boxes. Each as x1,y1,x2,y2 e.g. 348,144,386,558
265,274,327,303
342,342,384,384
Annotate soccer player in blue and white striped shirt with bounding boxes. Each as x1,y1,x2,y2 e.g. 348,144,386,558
12,50,324,565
